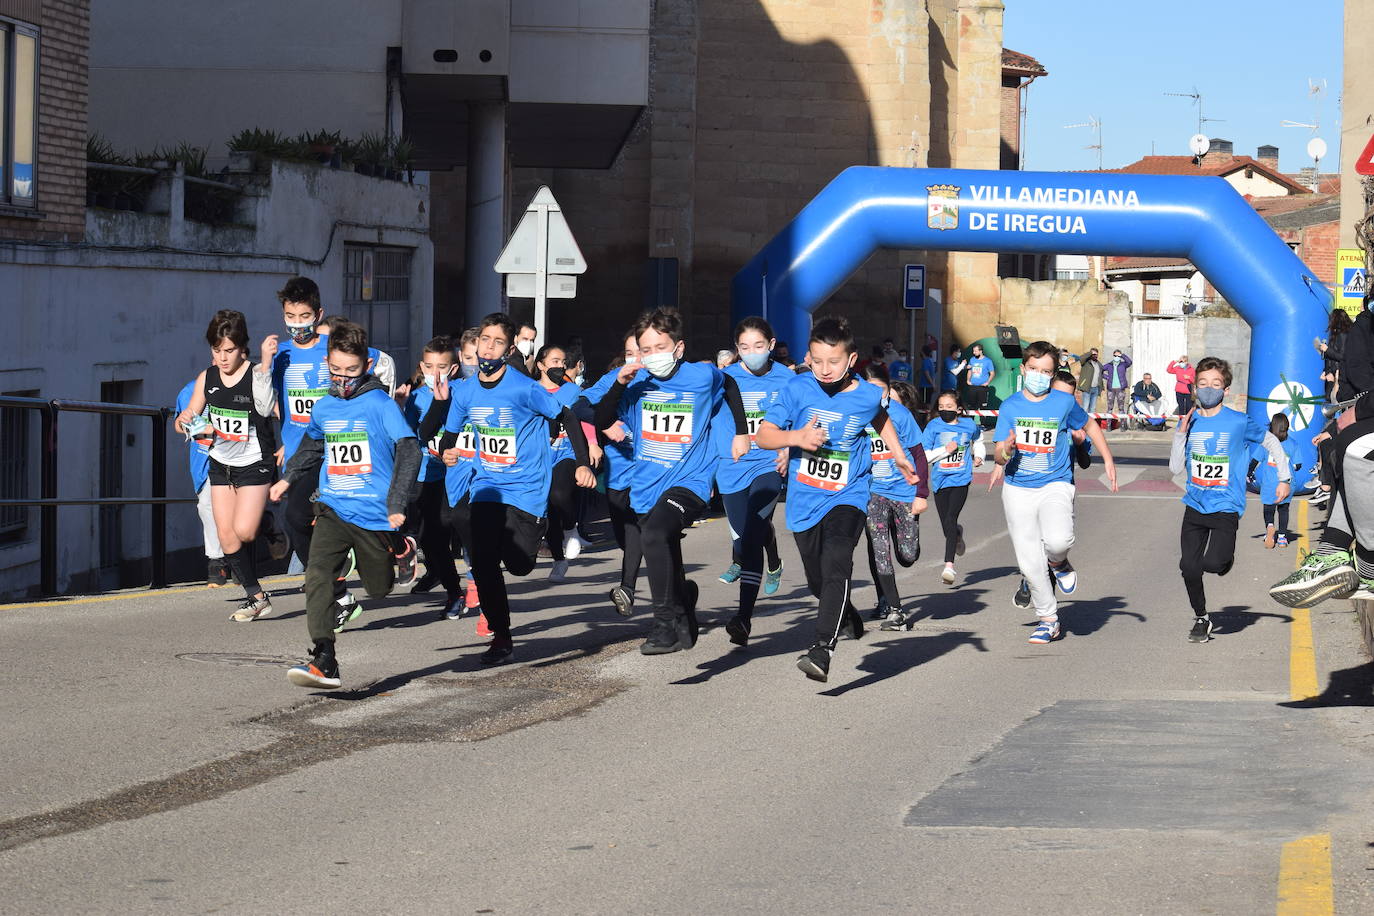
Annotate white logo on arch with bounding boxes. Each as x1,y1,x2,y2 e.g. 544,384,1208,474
1265,380,1314,431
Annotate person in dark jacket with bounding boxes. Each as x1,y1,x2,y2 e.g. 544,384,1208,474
1316,309,1352,401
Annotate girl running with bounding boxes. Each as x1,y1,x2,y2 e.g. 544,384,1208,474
922,389,985,585
714,317,794,646
535,344,597,582
175,309,279,621
1250,412,1301,549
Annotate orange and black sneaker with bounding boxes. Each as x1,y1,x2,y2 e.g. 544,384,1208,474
287,642,341,689
475,610,493,638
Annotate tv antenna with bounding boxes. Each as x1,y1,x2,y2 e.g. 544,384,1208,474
1282,79,1329,184
1165,87,1224,137
1063,116,1103,170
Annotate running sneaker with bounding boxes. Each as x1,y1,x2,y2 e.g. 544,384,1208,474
1276,533,1290,548
261,516,291,561
763,561,784,595
443,592,466,620
880,608,910,631
411,570,440,594
870,595,891,621
230,595,273,622
1050,559,1077,594
796,643,832,682
610,585,634,617
332,592,362,633
641,617,685,655
1269,550,1359,608
476,611,493,638
1188,614,1213,643
465,579,480,611
1012,578,1032,609
563,530,586,561
549,559,570,583
394,536,419,588
207,558,229,588
1264,524,1277,550
286,643,341,689
340,548,357,580
1352,579,1374,602
719,563,743,584
725,615,751,646
1308,489,1330,506
480,636,514,666
1028,619,1061,644
955,525,966,557
941,565,957,585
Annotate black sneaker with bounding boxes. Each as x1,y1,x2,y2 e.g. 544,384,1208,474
1013,578,1032,609
797,643,832,682
261,516,291,561
480,636,514,665
725,615,751,646
880,608,910,631
610,586,635,617
332,593,362,633
394,535,419,588
1188,615,1213,643
870,595,891,621
207,558,230,588
411,570,439,594
287,642,341,689
640,617,684,655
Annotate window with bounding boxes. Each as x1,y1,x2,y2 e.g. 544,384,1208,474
1,18,38,208
1054,269,1089,281
343,245,414,372
0,390,37,542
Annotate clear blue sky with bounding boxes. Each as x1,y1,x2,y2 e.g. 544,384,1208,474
1003,0,1344,174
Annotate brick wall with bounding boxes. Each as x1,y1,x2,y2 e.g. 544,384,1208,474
1000,76,1020,170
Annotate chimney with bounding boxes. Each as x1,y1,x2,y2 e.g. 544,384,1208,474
1257,144,1279,170
1202,138,1234,167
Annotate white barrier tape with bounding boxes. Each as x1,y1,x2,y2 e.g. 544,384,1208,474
961,409,1179,420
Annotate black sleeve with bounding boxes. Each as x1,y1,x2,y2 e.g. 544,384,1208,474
283,434,325,486
721,374,748,436
593,380,627,431
416,395,450,443
871,405,890,430
559,407,591,466
1247,458,1259,478
386,438,422,517
437,430,458,453
1343,319,1374,399
571,396,596,425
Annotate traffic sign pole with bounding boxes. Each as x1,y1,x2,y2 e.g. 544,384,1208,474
534,201,548,344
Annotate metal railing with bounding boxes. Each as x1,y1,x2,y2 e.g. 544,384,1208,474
0,396,193,596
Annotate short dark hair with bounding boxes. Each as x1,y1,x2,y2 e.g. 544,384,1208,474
936,388,960,405
809,315,854,353
478,312,517,346
860,363,890,383
1195,356,1233,388
949,343,962,355
458,327,480,349
633,306,686,344
734,315,774,342
1022,340,1059,365
533,344,564,366
1053,369,1077,386
205,309,249,350
423,335,452,356
888,380,920,412
518,321,537,335
318,314,348,334
327,320,369,358
277,277,321,310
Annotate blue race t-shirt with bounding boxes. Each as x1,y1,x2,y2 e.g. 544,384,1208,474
713,360,794,495
993,389,1089,489
922,416,980,491
942,357,962,391
617,362,726,514
1181,407,1269,516
304,387,415,531
764,374,883,532
441,378,479,507
889,359,913,383
546,381,585,465
1251,437,1299,506
403,383,447,484
580,367,636,491
918,357,935,387
967,356,994,386
176,379,211,492
444,368,563,518
867,399,922,502
272,337,332,462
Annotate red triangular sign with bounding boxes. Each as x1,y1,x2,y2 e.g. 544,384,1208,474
1357,132,1374,176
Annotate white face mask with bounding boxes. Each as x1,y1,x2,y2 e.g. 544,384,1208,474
421,372,442,389
641,350,679,379
515,339,535,358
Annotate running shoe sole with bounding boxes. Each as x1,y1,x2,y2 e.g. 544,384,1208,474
286,664,341,689
1269,568,1360,608
610,586,634,617
796,654,829,682
941,568,956,585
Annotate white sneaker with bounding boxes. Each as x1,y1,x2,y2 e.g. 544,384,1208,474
941,565,957,585
549,559,570,583
563,530,585,560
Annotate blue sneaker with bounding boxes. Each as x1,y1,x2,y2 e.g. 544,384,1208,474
719,563,742,584
1049,559,1077,594
763,561,783,595
1028,620,1061,644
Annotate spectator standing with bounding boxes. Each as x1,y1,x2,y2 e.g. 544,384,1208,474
889,348,914,384
1076,349,1104,415
1316,309,1352,401
942,344,966,392
1103,348,1133,418
1167,355,1196,415
964,343,996,425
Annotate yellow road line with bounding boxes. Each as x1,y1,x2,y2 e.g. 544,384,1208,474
1277,833,1334,915
1289,500,1320,702
0,574,305,612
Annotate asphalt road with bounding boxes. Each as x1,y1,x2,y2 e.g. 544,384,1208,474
2,437,1371,914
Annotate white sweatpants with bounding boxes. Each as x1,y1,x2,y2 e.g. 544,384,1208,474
197,483,223,559
1001,480,1076,618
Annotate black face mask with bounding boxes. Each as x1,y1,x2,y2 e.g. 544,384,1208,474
817,373,851,397
938,409,959,423
547,367,567,386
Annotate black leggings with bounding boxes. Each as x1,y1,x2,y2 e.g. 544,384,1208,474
417,479,461,596
467,501,545,640
607,486,642,593
1179,506,1238,616
933,485,969,563
794,506,866,647
639,488,706,625
720,472,783,622
544,459,579,560
1262,502,1290,534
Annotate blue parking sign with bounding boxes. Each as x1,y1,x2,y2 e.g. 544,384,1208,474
904,264,925,310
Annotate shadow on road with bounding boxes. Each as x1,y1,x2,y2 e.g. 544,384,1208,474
818,631,988,697
1211,604,1293,635
1058,595,1144,637
1280,661,1374,708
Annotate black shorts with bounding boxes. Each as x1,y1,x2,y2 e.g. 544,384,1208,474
208,458,276,488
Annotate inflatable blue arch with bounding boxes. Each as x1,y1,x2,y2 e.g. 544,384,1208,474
732,166,1330,468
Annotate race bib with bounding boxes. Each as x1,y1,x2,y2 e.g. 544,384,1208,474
286,387,327,424
1014,418,1059,455
641,401,694,445
745,410,765,443
477,425,518,466
426,431,443,459
797,447,851,492
868,431,893,463
940,444,968,470
1190,452,1228,487
326,431,372,475
455,425,476,460
208,406,249,442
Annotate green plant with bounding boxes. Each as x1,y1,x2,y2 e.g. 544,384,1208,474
357,131,389,165
391,138,415,169
227,127,289,158
86,133,125,165
306,128,342,149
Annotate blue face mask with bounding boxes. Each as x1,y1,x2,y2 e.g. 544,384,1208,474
1023,369,1051,395
458,363,477,380
740,350,771,372
1196,386,1225,409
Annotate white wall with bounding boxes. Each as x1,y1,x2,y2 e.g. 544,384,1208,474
1222,169,1294,199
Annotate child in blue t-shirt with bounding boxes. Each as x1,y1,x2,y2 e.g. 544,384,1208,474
922,390,985,586
1170,357,1290,643
1248,413,1302,549
273,321,422,690
757,317,917,684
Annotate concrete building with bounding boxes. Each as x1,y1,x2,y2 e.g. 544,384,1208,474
1341,0,1372,255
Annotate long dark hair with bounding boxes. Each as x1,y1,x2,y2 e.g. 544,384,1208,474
1328,308,1353,337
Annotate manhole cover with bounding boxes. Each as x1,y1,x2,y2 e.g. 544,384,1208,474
177,652,296,667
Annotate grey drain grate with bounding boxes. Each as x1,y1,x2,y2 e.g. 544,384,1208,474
176,652,296,667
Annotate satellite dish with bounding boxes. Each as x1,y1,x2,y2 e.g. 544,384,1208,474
1189,134,1210,157
1307,137,1327,162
